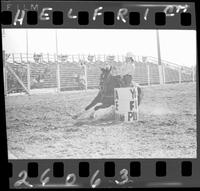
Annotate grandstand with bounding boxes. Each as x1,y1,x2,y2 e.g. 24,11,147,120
3,53,196,95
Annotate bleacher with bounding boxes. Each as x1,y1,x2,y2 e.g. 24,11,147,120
87,63,101,88
133,62,148,85
60,62,83,90
7,62,27,93
181,70,193,82
165,67,179,84
5,53,195,94
30,62,57,89
149,62,160,84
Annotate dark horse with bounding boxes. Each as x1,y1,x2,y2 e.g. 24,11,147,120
73,67,143,119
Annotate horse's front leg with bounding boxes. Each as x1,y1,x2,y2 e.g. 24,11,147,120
85,91,102,111
72,91,102,119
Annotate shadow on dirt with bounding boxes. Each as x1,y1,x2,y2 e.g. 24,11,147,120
73,118,121,127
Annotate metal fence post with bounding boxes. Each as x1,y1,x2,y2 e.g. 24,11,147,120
41,53,43,63
179,66,182,83
20,53,23,63
192,66,195,82
84,64,88,90
117,55,120,62
147,64,150,86
26,30,30,94
56,54,61,92
158,65,164,85
47,53,50,63
27,59,31,93
12,53,15,63
163,64,165,84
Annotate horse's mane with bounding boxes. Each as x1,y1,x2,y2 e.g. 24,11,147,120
99,68,123,98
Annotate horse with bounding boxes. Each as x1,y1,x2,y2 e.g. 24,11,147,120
85,67,121,111
72,67,143,120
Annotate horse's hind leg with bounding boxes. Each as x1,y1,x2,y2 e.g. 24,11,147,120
94,98,114,111
73,91,102,119
93,105,115,121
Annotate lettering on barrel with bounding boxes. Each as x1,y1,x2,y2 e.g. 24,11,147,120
114,87,139,122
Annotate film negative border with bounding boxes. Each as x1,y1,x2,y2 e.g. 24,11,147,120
0,1,196,29
7,159,200,188
1,0,200,189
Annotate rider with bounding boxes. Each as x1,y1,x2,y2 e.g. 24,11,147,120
107,52,136,87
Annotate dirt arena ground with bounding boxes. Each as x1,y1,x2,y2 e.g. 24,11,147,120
6,82,196,159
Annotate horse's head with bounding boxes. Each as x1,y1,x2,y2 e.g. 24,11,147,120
99,67,112,90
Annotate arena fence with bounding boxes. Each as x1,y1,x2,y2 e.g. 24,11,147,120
3,52,196,95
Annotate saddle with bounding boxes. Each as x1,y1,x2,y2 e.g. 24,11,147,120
115,74,133,87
